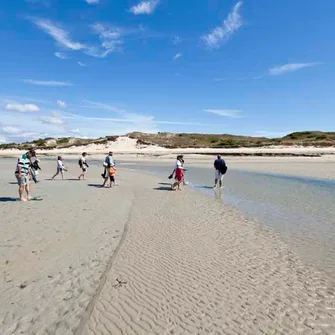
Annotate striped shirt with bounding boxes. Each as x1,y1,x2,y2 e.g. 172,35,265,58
15,154,31,176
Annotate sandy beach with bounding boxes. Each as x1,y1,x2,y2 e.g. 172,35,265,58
1,158,335,334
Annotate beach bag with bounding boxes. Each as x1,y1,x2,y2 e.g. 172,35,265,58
168,173,174,179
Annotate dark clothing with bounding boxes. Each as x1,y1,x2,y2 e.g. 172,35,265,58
214,158,226,171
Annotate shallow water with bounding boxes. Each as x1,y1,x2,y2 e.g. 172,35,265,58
117,161,335,276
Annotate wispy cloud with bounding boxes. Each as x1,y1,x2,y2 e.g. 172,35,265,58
204,109,242,118
23,79,73,87
268,62,319,76
173,53,182,60
41,112,65,125
30,18,85,50
85,0,99,4
172,36,182,45
255,131,290,138
2,126,23,135
90,23,124,57
77,61,87,67
57,100,66,108
25,0,51,7
55,52,68,59
5,103,40,112
202,1,243,49
130,0,159,15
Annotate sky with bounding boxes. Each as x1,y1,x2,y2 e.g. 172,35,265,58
0,0,334,143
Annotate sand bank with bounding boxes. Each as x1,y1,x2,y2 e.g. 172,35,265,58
1,159,335,334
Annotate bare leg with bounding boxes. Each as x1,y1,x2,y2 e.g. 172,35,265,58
25,184,31,200
61,171,64,180
214,178,218,188
52,171,59,180
102,177,108,187
171,181,178,190
19,185,26,201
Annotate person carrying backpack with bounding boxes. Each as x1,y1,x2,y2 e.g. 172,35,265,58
213,155,227,189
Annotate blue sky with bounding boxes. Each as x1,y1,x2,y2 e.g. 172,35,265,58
0,0,334,142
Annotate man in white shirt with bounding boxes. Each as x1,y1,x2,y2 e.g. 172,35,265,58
78,152,89,180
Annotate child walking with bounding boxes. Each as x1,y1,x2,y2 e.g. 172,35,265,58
52,156,66,180
102,166,117,188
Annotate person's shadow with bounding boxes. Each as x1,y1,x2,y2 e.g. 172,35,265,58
154,186,172,191
0,197,18,202
87,184,103,188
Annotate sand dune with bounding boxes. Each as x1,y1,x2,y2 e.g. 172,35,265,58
1,159,335,334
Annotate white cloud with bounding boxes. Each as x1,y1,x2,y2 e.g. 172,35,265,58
1,126,22,135
268,63,319,76
90,23,124,56
255,131,289,138
69,128,80,135
85,0,99,4
24,79,73,87
41,113,65,125
5,103,40,112
204,109,242,118
0,136,6,144
173,36,182,45
202,1,243,49
77,61,87,67
55,52,68,59
57,100,66,108
173,53,182,60
130,0,159,15
30,18,85,50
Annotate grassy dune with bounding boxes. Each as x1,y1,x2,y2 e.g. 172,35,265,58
1,132,334,150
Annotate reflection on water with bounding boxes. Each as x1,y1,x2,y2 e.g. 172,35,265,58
119,161,335,276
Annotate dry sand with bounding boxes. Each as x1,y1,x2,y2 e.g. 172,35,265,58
1,158,335,334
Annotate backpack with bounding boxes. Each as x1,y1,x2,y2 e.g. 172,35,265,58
221,165,228,175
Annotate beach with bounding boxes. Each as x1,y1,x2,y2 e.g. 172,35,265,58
1,158,335,334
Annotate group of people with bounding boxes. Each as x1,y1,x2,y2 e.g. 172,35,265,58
51,151,117,187
169,154,227,191
14,149,227,201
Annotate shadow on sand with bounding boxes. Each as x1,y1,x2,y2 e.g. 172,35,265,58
0,197,18,202
154,186,172,191
8,182,17,185
158,182,172,186
87,184,103,188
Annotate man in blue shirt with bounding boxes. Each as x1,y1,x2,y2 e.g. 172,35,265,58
213,155,227,189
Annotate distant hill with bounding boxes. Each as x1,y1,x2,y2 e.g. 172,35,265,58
0,131,334,150
128,131,335,148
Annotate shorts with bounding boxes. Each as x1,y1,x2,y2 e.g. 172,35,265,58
215,170,224,180
15,174,29,186
109,176,115,182
57,167,63,173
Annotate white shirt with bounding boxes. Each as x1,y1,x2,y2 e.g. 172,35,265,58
174,160,183,170
57,160,64,169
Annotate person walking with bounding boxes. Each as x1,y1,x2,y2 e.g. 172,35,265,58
78,152,89,180
213,155,227,189
14,149,36,201
101,152,115,179
171,155,185,191
52,156,67,180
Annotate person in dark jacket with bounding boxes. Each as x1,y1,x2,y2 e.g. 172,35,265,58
213,155,227,188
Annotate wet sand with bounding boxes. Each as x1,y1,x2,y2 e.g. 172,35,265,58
1,158,335,334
